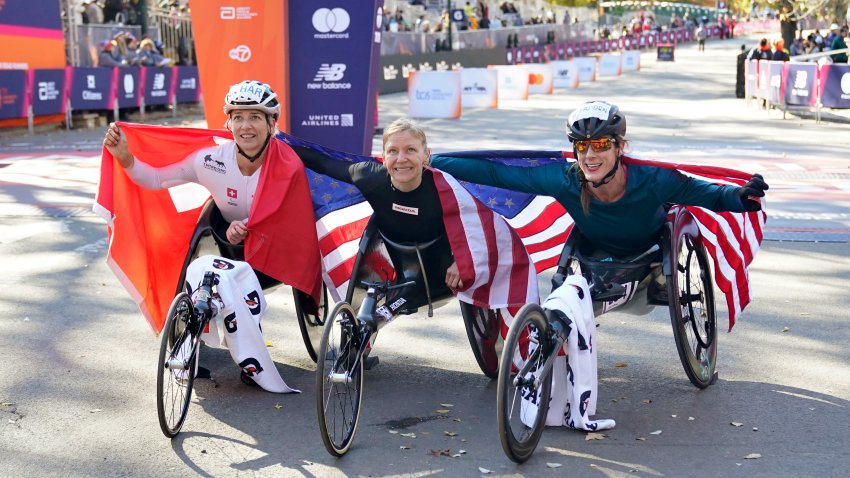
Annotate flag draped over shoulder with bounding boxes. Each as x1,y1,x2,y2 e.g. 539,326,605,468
94,123,322,334
275,133,539,309
429,150,766,330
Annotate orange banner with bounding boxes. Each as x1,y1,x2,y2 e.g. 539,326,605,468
190,1,289,130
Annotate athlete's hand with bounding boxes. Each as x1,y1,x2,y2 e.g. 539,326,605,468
445,261,464,290
738,173,768,212
103,123,134,168
226,220,249,244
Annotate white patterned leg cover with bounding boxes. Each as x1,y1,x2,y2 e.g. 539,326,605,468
187,255,299,394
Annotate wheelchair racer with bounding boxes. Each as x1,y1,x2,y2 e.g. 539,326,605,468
102,80,311,393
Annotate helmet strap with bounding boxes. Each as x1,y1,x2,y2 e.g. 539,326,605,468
236,130,272,163
580,155,621,189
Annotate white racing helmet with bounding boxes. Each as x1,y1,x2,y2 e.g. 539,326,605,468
223,80,280,117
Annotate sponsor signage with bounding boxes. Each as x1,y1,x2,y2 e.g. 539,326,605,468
766,61,786,106
70,67,112,111
408,70,461,119
460,68,498,109
526,63,554,95
288,1,383,155
0,70,27,119
115,67,142,108
784,63,817,106
0,0,66,69
30,68,67,116
491,65,529,101
745,60,758,98
381,48,505,94
657,44,675,61
573,57,597,83
551,60,579,89
622,51,641,71
756,60,770,100
175,66,201,104
819,64,850,108
597,54,622,77
142,67,175,106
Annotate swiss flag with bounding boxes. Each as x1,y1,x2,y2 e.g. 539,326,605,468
227,188,237,199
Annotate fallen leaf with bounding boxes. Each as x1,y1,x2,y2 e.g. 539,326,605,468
274,403,282,410
265,341,273,347
546,463,563,468
614,362,628,367
460,438,467,442
429,448,451,457
444,431,458,437
436,409,451,414
400,433,416,438
453,418,462,422
744,453,761,459
650,430,662,435
586,432,606,441
440,403,454,407
458,449,467,454
302,460,314,465
671,414,677,418
90,409,103,413
389,430,399,434
642,399,652,404
400,446,410,450
479,467,493,474
731,422,743,427
688,417,695,421
800,313,809,316
782,327,789,333
752,427,759,431
636,437,646,441
452,454,462,458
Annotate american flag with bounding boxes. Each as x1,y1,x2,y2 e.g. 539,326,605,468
276,133,539,309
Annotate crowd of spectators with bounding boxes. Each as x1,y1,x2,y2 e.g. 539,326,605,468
98,30,173,68
744,23,848,63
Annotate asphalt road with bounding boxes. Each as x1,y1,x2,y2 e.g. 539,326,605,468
1,34,849,478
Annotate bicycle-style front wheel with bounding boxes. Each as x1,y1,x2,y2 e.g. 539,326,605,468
316,302,364,456
496,303,553,463
156,292,200,438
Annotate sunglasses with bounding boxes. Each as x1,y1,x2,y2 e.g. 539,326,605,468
573,137,616,153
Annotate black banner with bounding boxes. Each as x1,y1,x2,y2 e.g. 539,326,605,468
380,48,507,94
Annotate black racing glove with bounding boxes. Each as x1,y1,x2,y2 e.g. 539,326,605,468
738,173,768,212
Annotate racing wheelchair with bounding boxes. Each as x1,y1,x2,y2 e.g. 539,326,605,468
316,219,503,456
497,206,717,462
156,200,329,438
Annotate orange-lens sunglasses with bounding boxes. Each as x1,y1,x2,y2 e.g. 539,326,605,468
573,137,616,153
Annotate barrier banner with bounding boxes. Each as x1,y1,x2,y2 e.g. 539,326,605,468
0,70,27,119
460,68,498,108
407,70,461,119
766,61,786,106
745,60,758,98
0,0,65,69
29,68,67,116
756,60,770,100
661,32,669,43
175,66,201,104
527,63,554,94
556,43,566,60
551,60,579,89
639,35,646,48
597,54,622,76
190,1,288,130
574,57,597,83
784,63,817,107
114,67,142,109
491,65,529,101
385,48,505,93
142,67,175,106
70,67,112,111
622,51,641,71
819,64,850,108
289,0,383,155
566,43,576,58
618,38,625,50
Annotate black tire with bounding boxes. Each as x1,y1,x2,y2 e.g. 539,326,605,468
316,302,363,456
496,303,553,463
459,302,501,379
295,284,329,362
668,214,717,389
156,293,199,438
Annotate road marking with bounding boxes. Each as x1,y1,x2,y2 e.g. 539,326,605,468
776,163,806,171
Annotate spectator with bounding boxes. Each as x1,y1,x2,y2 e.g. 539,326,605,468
748,38,772,60
825,24,840,49
81,0,104,24
98,40,123,67
696,23,707,52
772,39,790,61
124,35,141,65
789,37,803,56
736,44,748,98
103,0,124,23
812,29,825,51
832,26,848,63
137,38,173,67
563,9,570,25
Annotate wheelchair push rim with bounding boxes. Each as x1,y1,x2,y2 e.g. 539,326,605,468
295,284,329,363
668,221,718,389
496,303,553,463
316,302,364,456
156,292,199,438
460,302,501,379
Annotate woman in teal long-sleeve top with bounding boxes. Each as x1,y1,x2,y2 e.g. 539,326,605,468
431,100,768,257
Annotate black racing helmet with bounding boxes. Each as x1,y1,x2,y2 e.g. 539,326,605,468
566,100,627,141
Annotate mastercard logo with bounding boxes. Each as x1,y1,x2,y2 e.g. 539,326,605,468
528,73,545,85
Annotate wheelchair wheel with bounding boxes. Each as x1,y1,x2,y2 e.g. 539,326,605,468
156,293,199,438
295,284,329,362
316,302,364,456
459,302,501,379
668,218,717,389
496,303,553,463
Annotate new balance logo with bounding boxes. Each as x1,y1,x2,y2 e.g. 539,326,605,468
314,63,346,82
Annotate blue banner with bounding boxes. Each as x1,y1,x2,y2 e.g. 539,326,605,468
70,67,112,111
820,64,850,109
783,63,816,107
143,67,174,106
0,70,27,119
175,66,200,104
116,67,142,109
288,1,383,155
30,69,66,116
0,0,62,30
